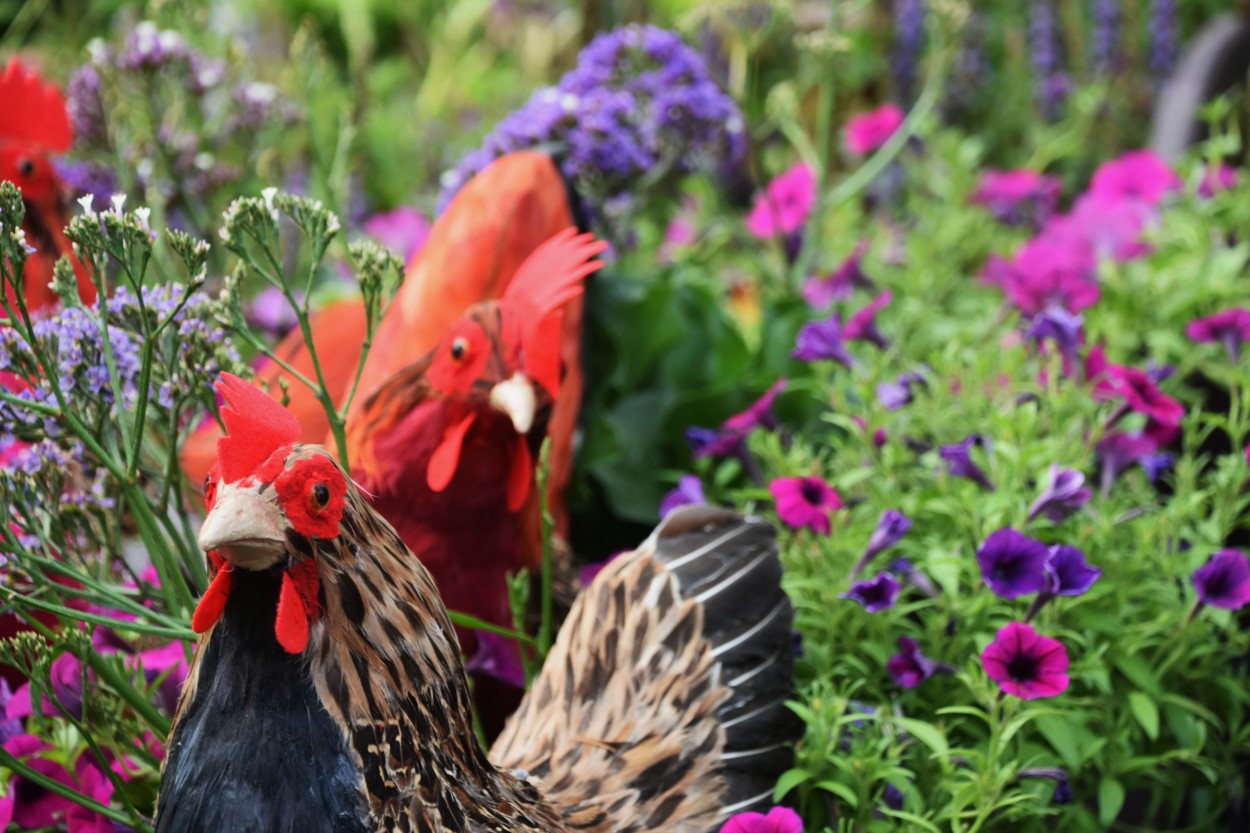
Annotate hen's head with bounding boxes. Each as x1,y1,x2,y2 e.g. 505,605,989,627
0,60,72,206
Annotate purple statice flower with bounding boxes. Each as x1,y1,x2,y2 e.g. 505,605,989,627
229,82,295,132
745,162,816,239
845,104,905,156
844,291,892,350
1140,451,1173,483
977,529,1049,599
1096,431,1157,493
117,21,189,71
939,435,994,491
1089,150,1181,207
720,806,803,833
793,315,855,367
1198,165,1238,198
840,573,900,612
850,509,912,580
1149,0,1178,80
877,370,925,411
971,169,1063,227
886,636,949,688
1191,549,1250,612
1027,307,1083,371
1027,465,1092,524
1019,768,1073,805
659,475,706,518
981,621,1070,699
53,160,116,205
802,240,875,308
362,206,430,264
1186,308,1250,360
771,475,842,536
66,62,107,146
440,25,745,223
1043,545,1101,597
891,0,926,104
1029,0,1069,121
1090,0,1122,75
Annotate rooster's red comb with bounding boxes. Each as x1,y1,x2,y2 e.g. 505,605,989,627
214,372,301,484
0,60,72,152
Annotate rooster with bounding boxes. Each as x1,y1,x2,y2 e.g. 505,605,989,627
155,371,799,833
0,59,95,313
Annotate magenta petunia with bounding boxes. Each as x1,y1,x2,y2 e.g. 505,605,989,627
844,290,892,349
771,475,842,536
1057,193,1155,263
659,475,706,518
685,379,787,460
1088,149,1181,206
1192,549,1250,611
8,653,84,721
845,104,905,155
1197,165,1238,199
464,630,527,690
720,806,804,833
1186,308,1250,360
981,621,1070,700
1105,365,1184,429
997,236,1100,316
802,241,874,308
746,162,817,238
5,734,77,829
886,636,942,688
971,168,1063,226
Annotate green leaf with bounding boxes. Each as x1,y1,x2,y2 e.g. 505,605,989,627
773,768,812,801
899,718,948,760
1099,777,1125,825
814,779,859,808
1112,653,1162,696
1035,714,1082,771
1128,691,1160,741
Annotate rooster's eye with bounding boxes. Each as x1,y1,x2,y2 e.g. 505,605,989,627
312,483,330,508
450,337,468,361
17,159,34,178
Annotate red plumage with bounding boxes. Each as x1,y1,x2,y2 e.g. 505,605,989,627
0,60,72,152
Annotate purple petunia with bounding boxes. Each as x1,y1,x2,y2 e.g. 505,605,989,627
939,435,995,491
771,475,842,536
981,621,1070,700
802,241,875,308
792,315,855,367
659,475,706,518
971,169,1063,227
1186,308,1250,360
844,291,892,350
1096,431,1159,493
1105,365,1185,430
1027,465,1092,524
1027,307,1083,372
877,370,925,411
851,509,912,580
886,636,949,688
1043,545,1101,596
685,379,786,460
977,529,1050,599
840,573,900,612
1192,549,1250,612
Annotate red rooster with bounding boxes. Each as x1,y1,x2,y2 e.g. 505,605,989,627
0,59,95,313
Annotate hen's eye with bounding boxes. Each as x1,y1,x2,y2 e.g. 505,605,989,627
450,337,468,361
312,483,330,507
17,159,34,178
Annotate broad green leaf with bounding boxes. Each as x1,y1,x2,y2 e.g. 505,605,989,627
1112,653,1162,697
814,779,859,808
773,768,811,801
1035,714,1082,771
1128,691,1160,741
899,718,948,760
1099,777,1125,825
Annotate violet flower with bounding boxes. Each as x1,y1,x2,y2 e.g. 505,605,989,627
685,379,786,464
939,435,995,491
1029,0,1069,121
1019,768,1073,805
1027,465,1092,524
841,573,900,613
971,169,1062,227
465,631,527,689
888,557,938,597
845,104,905,155
1095,431,1157,494
1149,0,1178,80
892,0,925,103
792,315,855,367
981,621,1070,699
1027,307,1083,372
977,529,1049,599
802,240,875,308
1090,0,1122,75
8,653,84,720
877,370,925,411
659,475,706,518
1140,451,1174,483
1186,308,1250,360
850,509,912,580
1191,549,1250,613
1043,545,1101,596
886,636,953,688
745,162,816,239
844,291,893,350
771,475,842,536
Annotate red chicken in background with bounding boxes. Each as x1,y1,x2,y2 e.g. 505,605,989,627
0,59,96,313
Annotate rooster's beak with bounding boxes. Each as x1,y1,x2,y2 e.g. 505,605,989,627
489,372,536,434
198,480,286,570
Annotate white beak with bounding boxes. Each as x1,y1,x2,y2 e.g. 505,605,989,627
198,480,287,570
489,372,537,434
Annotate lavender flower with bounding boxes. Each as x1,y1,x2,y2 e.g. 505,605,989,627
1027,465,1092,524
977,529,1050,599
939,435,994,490
1029,0,1068,121
117,22,189,72
1140,451,1173,483
892,0,926,104
840,573,900,612
1090,0,1122,75
66,63,106,146
851,510,912,579
1149,0,1178,81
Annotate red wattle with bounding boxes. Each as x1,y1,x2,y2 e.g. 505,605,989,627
192,563,233,634
274,571,310,654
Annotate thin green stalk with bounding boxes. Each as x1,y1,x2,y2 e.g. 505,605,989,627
0,587,192,640
536,440,555,659
448,611,536,647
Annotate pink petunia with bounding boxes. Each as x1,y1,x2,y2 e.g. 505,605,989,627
1105,365,1184,429
5,734,77,829
997,236,1099,316
845,104,905,155
844,290,892,349
981,621,1070,700
1197,165,1238,199
802,241,874,308
1088,150,1181,206
971,168,1063,226
745,163,817,238
720,806,804,833
770,475,842,536
1186,308,1250,359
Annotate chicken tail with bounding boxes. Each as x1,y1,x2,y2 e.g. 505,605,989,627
491,505,800,833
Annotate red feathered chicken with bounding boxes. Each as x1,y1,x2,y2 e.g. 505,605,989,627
0,59,95,313
156,371,800,833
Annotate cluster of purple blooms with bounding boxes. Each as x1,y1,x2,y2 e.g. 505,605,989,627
438,25,746,225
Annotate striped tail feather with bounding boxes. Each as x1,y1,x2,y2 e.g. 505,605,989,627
490,505,800,833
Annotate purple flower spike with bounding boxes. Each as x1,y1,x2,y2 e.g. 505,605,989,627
802,241,875,308
1192,549,1250,612
1186,308,1250,361
840,573,900,612
793,315,855,367
1044,545,1101,596
1027,465,1092,524
886,636,945,688
939,435,995,491
977,529,1050,599
659,475,706,518
844,290,893,350
851,510,912,580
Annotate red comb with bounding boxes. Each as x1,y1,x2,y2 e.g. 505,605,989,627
214,372,301,484
502,227,607,324
0,60,72,152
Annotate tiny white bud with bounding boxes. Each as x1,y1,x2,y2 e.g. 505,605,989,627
110,193,127,214
135,207,151,231
77,195,95,216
